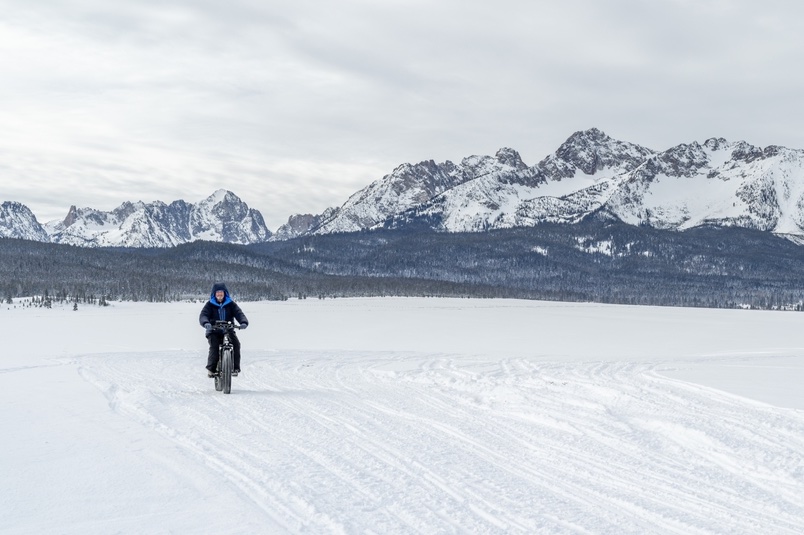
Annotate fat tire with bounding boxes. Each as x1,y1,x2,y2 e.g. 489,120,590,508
221,348,233,394
214,348,223,391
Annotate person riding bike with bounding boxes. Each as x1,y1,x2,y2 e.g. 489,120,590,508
199,282,248,377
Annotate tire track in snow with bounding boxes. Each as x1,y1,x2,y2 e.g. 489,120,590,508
77,351,804,534
364,367,709,533
364,357,804,533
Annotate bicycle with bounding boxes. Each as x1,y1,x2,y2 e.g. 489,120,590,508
209,321,241,394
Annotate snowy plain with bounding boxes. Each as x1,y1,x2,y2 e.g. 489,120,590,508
2,297,803,534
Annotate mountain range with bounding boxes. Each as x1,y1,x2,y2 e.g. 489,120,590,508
0,190,271,247
4,128,804,247
277,128,804,242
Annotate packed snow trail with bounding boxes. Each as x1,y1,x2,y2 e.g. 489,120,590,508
76,350,804,534
5,298,804,534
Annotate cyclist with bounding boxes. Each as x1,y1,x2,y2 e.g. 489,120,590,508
199,282,249,377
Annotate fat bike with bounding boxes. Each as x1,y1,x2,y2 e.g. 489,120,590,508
210,321,241,394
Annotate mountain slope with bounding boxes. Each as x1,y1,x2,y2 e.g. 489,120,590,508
604,140,804,235
0,201,50,241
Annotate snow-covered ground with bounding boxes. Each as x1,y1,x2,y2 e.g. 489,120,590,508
2,298,803,534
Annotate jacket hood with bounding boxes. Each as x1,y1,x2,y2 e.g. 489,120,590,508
209,283,232,305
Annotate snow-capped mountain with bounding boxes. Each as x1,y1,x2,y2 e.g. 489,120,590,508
275,148,542,239
602,139,804,235
386,128,655,232
278,128,804,240
188,189,271,245
7,129,804,247
40,190,271,248
0,201,50,241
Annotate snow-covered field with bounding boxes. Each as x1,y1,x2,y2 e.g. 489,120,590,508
2,297,803,534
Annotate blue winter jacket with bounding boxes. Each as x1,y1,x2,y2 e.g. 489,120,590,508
199,283,248,328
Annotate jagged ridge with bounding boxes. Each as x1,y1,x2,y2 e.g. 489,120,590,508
0,190,272,247
275,128,804,240
7,128,804,246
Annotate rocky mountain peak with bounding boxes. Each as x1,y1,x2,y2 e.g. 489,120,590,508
730,141,764,163
561,127,609,146
272,207,339,241
654,142,711,177
494,148,527,170
703,137,729,151
550,128,655,177
205,190,249,219
63,205,79,227
208,189,239,204
113,201,145,221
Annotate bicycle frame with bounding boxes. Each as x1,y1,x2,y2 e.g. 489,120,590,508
216,322,235,356
212,321,239,394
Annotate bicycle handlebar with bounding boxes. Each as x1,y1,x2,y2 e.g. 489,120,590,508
210,321,242,332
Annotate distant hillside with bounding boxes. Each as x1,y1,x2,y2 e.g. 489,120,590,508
3,222,804,309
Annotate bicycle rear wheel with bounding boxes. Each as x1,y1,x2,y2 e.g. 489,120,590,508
221,347,233,394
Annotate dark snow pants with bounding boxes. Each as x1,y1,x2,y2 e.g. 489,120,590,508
206,331,241,371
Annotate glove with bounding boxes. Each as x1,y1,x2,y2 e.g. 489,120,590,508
239,323,248,330
204,323,212,335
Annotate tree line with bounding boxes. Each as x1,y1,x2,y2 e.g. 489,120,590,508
2,221,804,309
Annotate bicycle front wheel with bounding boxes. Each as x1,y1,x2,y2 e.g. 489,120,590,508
221,347,233,394
214,346,223,391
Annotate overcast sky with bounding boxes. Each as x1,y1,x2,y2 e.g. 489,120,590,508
2,0,804,230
